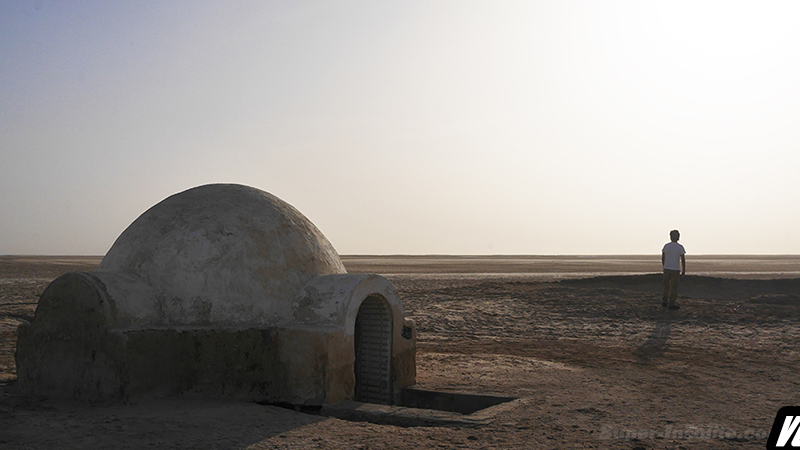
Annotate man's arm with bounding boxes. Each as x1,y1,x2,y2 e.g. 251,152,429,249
661,252,665,268
680,254,686,276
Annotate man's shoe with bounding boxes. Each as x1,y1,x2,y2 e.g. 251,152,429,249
661,300,668,307
668,305,680,310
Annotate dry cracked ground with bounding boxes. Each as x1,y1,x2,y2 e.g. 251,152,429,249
1,256,799,449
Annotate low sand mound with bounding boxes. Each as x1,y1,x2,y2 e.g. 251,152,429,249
747,293,800,305
559,274,800,303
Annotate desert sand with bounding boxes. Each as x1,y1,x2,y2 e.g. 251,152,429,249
2,255,799,449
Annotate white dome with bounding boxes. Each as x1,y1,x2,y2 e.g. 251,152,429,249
97,184,346,325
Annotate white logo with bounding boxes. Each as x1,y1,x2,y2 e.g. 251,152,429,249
768,407,800,449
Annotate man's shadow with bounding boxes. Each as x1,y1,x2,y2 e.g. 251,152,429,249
633,310,673,364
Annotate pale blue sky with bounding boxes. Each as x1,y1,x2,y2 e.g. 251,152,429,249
2,1,800,255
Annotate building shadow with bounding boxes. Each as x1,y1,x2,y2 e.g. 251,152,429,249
633,312,672,364
0,385,329,449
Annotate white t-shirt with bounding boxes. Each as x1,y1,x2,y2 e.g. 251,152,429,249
662,242,686,271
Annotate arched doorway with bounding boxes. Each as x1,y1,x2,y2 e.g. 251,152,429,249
354,295,393,404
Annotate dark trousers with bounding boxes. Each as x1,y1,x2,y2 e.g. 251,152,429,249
662,269,681,305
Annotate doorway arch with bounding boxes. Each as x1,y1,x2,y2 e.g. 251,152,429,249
354,295,393,404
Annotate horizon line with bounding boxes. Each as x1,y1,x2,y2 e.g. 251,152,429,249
3,254,800,258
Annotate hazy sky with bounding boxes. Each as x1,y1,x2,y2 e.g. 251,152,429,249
2,1,800,255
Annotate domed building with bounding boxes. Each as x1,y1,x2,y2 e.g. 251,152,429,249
15,184,416,405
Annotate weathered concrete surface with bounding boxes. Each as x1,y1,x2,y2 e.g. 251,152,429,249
393,317,417,395
18,319,344,404
15,270,416,404
15,272,129,401
15,184,416,404
319,397,523,428
293,274,417,400
98,184,346,327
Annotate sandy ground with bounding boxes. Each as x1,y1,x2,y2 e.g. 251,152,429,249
1,255,799,449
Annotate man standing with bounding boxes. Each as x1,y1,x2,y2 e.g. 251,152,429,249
661,230,686,310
